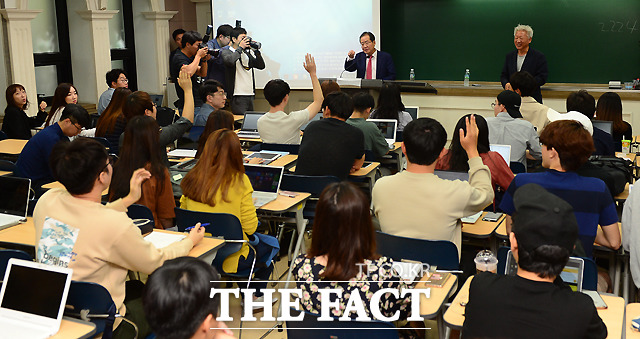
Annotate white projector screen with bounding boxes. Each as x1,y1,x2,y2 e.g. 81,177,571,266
212,0,380,89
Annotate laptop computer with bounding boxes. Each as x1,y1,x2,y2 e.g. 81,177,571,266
489,144,512,165
505,250,584,291
171,158,199,172
244,164,284,207
236,111,264,139
404,106,419,120
434,170,469,182
300,114,322,131
367,118,397,148
0,176,31,231
592,120,613,135
0,258,73,338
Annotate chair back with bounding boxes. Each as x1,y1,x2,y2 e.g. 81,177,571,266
375,231,459,271
280,174,341,222
582,256,598,291
496,246,510,275
0,249,32,279
261,143,300,155
65,281,117,338
364,149,378,162
286,309,399,339
90,137,112,153
126,204,155,234
174,208,244,271
510,161,526,174
156,107,177,127
0,159,17,174
188,126,205,142
395,130,403,142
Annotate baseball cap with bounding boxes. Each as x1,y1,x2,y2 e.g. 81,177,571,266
512,183,578,253
547,110,593,136
497,90,522,118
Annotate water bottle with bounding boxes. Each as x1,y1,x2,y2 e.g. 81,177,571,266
464,69,470,87
409,69,415,81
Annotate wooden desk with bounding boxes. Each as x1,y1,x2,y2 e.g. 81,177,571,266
42,181,109,196
615,182,630,201
416,272,458,339
241,151,298,169
52,317,96,339
0,170,12,176
153,229,225,262
462,212,505,238
616,152,637,163
0,139,28,155
234,115,244,121
443,276,625,339
626,303,640,338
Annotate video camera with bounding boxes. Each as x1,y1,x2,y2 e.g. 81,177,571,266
200,25,220,57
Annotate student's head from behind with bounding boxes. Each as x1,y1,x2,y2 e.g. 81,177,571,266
105,68,128,89
352,92,375,115
199,80,226,109
596,92,623,125
309,181,377,281
58,104,91,137
123,91,155,121
402,118,447,166
511,183,578,278
6,83,28,110
321,80,340,98
196,110,235,158
322,91,353,120
495,90,522,118
50,138,110,195
509,71,536,97
143,257,222,339
263,79,291,107
447,114,489,171
539,120,594,171
95,87,133,137
566,90,596,119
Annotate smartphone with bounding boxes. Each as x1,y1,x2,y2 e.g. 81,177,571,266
482,212,503,222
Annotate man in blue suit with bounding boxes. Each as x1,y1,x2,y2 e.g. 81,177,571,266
344,32,396,80
500,24,548,103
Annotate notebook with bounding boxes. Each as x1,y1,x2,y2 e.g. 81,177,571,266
0,258,72,338
0,176,31,231
489,144,512,165
244,164,284,207
236,111,264,139
505,250,584,291
367,118,397,148
592,120,613,135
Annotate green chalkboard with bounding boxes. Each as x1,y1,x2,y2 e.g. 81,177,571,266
380,0,640,84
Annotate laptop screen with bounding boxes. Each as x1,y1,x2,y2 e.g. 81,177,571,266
244,164,283,194
241,112,264,131
489,144,512,165
592,120,613,135
1,261,69,319
434,170,469,181
368,119,397,140
0,176,30,217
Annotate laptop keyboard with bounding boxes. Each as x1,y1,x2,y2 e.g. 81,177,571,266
237,131,260,138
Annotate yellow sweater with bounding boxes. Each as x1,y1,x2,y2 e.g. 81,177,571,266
180,174,258,273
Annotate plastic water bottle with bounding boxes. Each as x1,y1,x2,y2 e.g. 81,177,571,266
409,69,415,81
464,69,470,87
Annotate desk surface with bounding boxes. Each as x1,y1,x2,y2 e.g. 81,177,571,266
415,272,458,319
257,192,310,213
241,151,297,168
626,303,640,338
154,229,225,258
0,139,28,155
0,170,12,176
289,162,381,178
52,317,96,339
444,276,625,338
462,212,505,238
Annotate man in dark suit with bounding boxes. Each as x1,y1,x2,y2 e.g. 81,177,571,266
500,24,548,103
344,32,396,80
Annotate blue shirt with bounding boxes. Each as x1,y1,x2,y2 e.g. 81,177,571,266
499,170,618,257
16,123,67,185
206,39,227,84
194,103,216,127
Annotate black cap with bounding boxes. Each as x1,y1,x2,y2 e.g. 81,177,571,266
512,184,578,253
497,90,523,119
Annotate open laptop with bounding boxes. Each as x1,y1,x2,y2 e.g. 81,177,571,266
0,258,73,338
367,118,397,148
244,164,284,207
505,250,584,291
300,114,322,131
592,120,613,135
404,106,419,120
0,176,31,231
236,111,264,139
489,144,512,165
434,170,469,182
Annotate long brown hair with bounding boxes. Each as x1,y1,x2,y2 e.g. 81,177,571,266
181,129,246,206
96,88,132,136
123,91,153,121
196,110,234,158
308,181,378,280
108,115,166,201
596,92,626,134
5,84,28,110
46,83,77,126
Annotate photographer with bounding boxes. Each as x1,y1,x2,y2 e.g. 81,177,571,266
170,30,210,111
221,26,265,116
206,24,233,85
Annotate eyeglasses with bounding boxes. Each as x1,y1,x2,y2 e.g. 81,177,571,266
360,40,373,46
118,78,129,83
73,123,84,133
214,91,227,97
491,103,496,108
102,155,115,173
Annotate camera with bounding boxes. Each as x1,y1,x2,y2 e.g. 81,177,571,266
200,24,221,57
235,20,261,50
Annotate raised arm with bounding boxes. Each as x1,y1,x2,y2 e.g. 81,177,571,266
303,54,323,118
177,68,194,123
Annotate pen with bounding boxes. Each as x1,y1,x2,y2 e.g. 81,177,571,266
279,192,296,198
185,223,210,231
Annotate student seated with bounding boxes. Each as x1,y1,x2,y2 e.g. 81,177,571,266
372,116,493,257
463,183,607,339
295,91,365,179
500,120,620,258
509,71,555,135
436,114,514,196
97,68,129,115
109,116,176,229
596,92,631,152
257,54,323,144
2,83,48,140
180,129,277,304
293,181,412,318
486,90,541,166
44,83,78,127
34,137,204,338
143,257,234,339
370,83,413,131
347,92,389,159
16,104,90,187
95,87,132,155
196,109,235,158
566,90,614,156
194,79,227,127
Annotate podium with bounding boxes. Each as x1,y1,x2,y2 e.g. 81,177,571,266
319,78,437,94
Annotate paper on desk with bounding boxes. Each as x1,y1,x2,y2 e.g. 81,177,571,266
461,211,483,224
144,232,186,248
167,149,197,158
